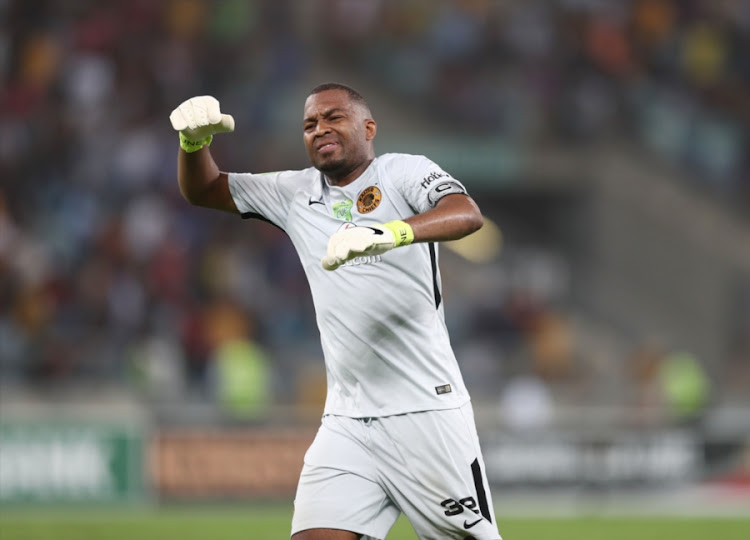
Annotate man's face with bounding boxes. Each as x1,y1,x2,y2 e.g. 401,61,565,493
303,89,376,179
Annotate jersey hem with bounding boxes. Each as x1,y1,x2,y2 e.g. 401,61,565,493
322,396,471,419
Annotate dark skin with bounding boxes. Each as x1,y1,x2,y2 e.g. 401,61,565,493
302,89,377,185
177,88,484,244
292,529,360,540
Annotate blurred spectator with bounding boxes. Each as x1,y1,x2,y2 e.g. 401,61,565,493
499,374,554,432
660,351,711,428
200,297,271,419
0,0,312,399
628,340,712,428
211,337,271,420
628,339,666,426
323,0,750,207
130,332,186,401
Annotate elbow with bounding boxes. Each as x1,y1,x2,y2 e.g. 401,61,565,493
177,176,197,205
465,198,484,235
469,209,484,234
179,186,199,206
178,179,211,207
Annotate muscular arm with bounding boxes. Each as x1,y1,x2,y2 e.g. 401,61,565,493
177,147,239,214
404,194,483,243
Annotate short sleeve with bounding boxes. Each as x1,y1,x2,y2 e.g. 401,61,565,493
227,171,296,229
390,155,468,214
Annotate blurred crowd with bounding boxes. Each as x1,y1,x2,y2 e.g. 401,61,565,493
322,0,750,207
0,0,747,423
0,0,317,411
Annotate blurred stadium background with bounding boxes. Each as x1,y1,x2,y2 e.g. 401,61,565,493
1,0,749,538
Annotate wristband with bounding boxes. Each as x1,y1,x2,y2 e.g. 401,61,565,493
382,220,414,247
179,132,213,153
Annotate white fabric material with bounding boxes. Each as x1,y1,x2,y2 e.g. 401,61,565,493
228,153,470,417
291,403,502,540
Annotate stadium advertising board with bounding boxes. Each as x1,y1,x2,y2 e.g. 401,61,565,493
151,429,314,499
0,421,144,503
482,431,702,487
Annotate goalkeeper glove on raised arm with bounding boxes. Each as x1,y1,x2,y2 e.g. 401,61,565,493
169,95,235,153
321,220,414,271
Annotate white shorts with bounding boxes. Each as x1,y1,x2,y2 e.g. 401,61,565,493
291,402,502,540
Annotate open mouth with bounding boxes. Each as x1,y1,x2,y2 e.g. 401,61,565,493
317,142,338,153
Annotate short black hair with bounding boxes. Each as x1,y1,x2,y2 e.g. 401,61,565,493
309,82,371,113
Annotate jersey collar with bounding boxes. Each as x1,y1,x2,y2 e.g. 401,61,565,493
321,157,378,193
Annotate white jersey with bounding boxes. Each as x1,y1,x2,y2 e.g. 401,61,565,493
228,153,471,417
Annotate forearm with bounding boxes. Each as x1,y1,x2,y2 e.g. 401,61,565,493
176,146,237,214
404,194,483,243
170,96,239,213
177,147,220,203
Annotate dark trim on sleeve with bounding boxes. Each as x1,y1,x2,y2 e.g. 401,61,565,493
429,242,441,309
240,212,285,233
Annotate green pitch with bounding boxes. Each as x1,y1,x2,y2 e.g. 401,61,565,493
0,506,748,540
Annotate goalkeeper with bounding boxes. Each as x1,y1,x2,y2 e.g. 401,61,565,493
171,84,502,540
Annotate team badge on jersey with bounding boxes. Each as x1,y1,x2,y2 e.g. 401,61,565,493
356,186,382,214
332,199,353,221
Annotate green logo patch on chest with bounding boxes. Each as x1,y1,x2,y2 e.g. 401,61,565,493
332,199,354,222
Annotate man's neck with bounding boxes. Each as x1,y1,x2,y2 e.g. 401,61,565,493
324,157,374,187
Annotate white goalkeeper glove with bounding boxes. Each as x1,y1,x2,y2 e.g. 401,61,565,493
169,95,235,153
322,220,414,271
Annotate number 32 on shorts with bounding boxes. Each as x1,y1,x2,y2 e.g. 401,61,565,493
440,496,479,517
440,496,484,531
